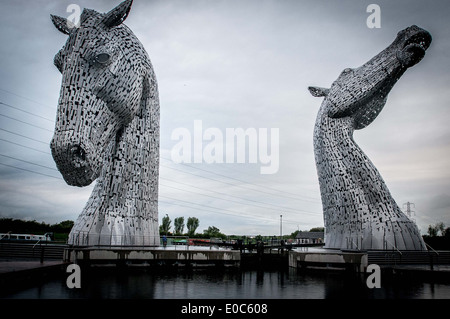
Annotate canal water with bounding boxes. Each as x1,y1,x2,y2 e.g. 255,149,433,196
2,267,450,299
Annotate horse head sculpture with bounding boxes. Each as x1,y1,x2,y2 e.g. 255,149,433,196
310,26,431,250
50,0,160,246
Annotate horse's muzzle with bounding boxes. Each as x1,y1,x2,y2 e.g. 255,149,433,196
50,131,99,187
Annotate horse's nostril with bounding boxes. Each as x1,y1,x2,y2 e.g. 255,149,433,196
70,145,86,161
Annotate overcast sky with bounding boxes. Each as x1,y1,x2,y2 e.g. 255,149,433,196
0,0,449,237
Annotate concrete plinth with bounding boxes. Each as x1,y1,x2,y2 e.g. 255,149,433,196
64,247,241,268
289,248,368,272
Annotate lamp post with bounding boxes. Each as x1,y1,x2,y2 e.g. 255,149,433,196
280,214,283,241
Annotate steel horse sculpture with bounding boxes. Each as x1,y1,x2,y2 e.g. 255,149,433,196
310,25,431,250
50,0,160,246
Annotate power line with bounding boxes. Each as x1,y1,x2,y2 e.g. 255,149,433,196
161,156,320,203
0,162,61,180
0,153,58,171
160,199,274,225
0,139,311,225
0,154,305,225
0,138,51,155
0,145,316,220
0,123,314,216
0,88,54,110
0,128,49,145
162,162,320,209
159,200,287,229
161,176,320,216
0,154,305,228
161,182,291,215
0,113,53,132
160,194,300,225
0,101,54,122
0,135,320,222
0,129,316,214
0,132,316,219
0,150,311,223
0,157,300,226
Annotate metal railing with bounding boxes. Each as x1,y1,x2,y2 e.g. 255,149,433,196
68,233,234,251
384,239,402,255
32,236,50,249
349,238,359,250
69,233,175,248
425,242,439,270
425,242,439,256
160,236,190,250
0,231,11,241
32,237,49,263
344,236,362,251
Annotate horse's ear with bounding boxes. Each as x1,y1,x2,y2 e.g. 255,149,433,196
50,14,72,35
308,86,329,98
103,0,133,28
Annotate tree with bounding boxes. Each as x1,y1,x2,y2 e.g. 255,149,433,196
290,230,300,239
428,224,438,237
52,220,74,233
423,222,450,250
203,226,226,239
444,227,450,238
427,222,446,237
160,214,172,235
309,227,324,232
436,222,446,236
174,217,185,235
186,217,199,236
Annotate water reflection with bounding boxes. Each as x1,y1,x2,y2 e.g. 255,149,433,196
3,267,450,299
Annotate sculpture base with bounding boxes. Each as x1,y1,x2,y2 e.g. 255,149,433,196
64,246,241,268
288,248,368,272
289,247,446,272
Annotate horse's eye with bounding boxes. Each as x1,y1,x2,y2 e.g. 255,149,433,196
95,53,110,64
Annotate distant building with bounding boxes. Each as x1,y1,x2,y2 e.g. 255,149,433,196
295,231,324,244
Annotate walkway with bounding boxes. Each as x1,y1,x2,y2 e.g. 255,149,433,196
0,260,66,275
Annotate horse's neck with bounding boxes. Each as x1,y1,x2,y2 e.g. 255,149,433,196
95,96,159,215
315,109,394,208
